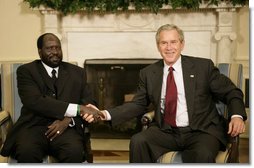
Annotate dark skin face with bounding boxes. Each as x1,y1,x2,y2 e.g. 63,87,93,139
39,34,63,68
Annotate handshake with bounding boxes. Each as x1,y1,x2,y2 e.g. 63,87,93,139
79,104,106,123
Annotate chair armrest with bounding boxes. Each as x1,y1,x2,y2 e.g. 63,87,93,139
0,111,12,143
227,135,239,163
141,111,155,130
0,111,10,125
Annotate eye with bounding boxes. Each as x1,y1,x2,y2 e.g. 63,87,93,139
160,41,168,46
171,40,178,44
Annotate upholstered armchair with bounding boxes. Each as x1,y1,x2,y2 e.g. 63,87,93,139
141,63,243,163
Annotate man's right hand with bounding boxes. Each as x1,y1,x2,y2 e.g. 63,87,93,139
79,105,106,123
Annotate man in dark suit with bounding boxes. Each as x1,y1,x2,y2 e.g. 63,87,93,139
84,24,247,163
0,33,97,163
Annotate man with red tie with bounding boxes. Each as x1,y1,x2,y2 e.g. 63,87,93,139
84,24,247,163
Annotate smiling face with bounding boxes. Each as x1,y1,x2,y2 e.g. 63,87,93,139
156,28,185,66
38,34,63,68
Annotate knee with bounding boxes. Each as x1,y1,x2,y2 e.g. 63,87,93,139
193,147,217,163
131,133,146,143
15,144,44,163
57,145,85,163
182,146,218,163
130,133,148,148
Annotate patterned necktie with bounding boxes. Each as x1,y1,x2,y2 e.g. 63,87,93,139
51,69,57,94
164,67,177,127
51,69,57,84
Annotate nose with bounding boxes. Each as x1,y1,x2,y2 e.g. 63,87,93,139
51,47,58,54
166,43,172,50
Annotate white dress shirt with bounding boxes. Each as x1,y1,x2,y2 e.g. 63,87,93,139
161,58,189,127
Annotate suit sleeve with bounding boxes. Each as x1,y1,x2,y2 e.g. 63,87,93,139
108,69,150,126
208,60,247,120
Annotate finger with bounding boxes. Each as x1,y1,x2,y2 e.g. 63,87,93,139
49,130,61,141
82,114,93,120
82,113,89,118
237,124,245,134
86,104,99,110
227,122,232,135
230,124,240,137
87,115,95,123
47,127,59,139
50,133,58,141
84,115,95,123
45,125,55,136
88,118,95,123
242,125,246,133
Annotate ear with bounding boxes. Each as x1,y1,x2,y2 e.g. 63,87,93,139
156,42,160,52
180,40,185,51
38,49,42,58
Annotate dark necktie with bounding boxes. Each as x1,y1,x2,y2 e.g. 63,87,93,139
51,69,57,84
164,67,177,127
51,69,57,94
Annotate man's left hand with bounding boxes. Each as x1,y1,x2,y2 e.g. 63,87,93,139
228,117,245,137
45,117,71,141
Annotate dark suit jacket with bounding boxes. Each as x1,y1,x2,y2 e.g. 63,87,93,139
1,60,95,156
108,55,247,148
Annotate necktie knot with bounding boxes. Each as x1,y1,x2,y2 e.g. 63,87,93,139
51,69,57,79
169,67,174,72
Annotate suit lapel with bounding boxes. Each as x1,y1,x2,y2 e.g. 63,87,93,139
182,56,196,122
152,61,164,106
150,60,164,127
55,64,69,97
37,62,55,92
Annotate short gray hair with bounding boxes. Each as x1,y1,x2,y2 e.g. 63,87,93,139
155,24,184,44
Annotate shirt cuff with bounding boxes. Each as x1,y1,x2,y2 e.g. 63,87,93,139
231,114,243,120
64,103,78,117
104,110,111,120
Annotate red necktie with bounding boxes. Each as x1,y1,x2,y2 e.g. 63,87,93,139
164,67,177,127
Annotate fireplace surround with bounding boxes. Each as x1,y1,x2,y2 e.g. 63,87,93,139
84,58,159,138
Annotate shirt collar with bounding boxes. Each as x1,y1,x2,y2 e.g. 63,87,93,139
41,61,59,77
163,56,181,72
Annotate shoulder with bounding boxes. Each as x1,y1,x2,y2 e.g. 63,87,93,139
17,60,40,71
182,55,214,66
141,59,163,72
61,61,84,73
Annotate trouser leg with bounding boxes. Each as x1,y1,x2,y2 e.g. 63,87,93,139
14,126,48,163
49,128,85,163
181,131,220,163
129,126,179,163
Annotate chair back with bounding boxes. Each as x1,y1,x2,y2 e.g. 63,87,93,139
1,63,26,123
217,63,243,88
216,63,243,117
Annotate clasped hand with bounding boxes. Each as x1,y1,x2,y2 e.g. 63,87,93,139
80,104,106,123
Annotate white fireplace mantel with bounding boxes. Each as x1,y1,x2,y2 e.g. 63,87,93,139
36,3,244,68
